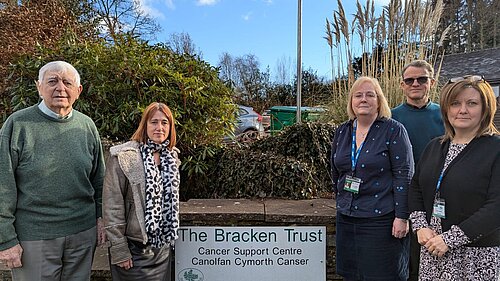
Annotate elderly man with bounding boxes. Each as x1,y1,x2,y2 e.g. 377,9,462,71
391,59,445,281
0,61,106,281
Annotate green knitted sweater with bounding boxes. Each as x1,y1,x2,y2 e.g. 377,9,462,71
0,105,105,250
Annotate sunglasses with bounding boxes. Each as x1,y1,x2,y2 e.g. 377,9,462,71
447,75,484,84
403,76,430,86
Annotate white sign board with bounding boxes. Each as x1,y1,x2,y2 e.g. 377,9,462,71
175,226,326,281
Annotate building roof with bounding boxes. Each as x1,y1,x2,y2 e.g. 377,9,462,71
436,48,500,86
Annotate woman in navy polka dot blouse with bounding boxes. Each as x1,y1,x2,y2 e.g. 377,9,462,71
331,76,414,281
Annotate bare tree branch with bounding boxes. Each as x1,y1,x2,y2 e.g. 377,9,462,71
93,0,161,41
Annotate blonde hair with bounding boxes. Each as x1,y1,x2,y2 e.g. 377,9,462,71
347,76,391,120
131,102,177,149
440,78,499,142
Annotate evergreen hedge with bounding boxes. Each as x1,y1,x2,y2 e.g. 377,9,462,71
184,122,336,200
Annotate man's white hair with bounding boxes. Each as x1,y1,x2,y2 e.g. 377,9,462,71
38,61,81,86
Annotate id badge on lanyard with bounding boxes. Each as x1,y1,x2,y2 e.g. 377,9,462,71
344,120,364,194
432,197,446,218
344,175,361,193
432,170,446,219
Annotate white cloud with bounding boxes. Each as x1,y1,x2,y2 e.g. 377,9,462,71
196,0,219,6
242,12,252,21
164,0,175,9
136,0,168,19
264,0,273,4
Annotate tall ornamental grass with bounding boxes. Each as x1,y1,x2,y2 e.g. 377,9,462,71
324,0,448,124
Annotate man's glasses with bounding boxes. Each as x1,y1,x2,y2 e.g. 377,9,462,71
447,75,484,84
403,76,430,86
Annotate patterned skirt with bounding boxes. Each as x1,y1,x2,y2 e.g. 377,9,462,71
418,216,500,281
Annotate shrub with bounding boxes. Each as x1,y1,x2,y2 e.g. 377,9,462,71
251,122,336,197
184,122,337,200
216,148,317,199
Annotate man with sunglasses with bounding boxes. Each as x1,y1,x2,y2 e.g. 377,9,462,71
392,60,444,164
391,60,444,281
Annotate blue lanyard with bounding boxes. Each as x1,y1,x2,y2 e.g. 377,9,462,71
436,169,445,193
351,120,365,172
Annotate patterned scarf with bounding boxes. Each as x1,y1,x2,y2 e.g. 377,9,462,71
140,139,180,248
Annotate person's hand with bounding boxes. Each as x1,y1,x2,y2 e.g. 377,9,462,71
117,259,133,270
424,235,449,258
416,228,437,246
97,217,106,247
0,244,23,269
392,218,409,238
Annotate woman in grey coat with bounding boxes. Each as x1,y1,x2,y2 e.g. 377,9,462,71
103,102,180,281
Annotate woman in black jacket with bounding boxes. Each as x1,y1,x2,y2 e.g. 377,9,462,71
408,75,500,280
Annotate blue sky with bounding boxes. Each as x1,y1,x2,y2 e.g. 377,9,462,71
142,0,390,81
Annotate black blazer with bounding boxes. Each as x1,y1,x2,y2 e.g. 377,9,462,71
409,135,500,247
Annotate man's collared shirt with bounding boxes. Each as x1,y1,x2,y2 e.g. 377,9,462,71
38,100,73,119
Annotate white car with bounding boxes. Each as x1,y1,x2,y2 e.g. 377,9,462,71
235,105,264,136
